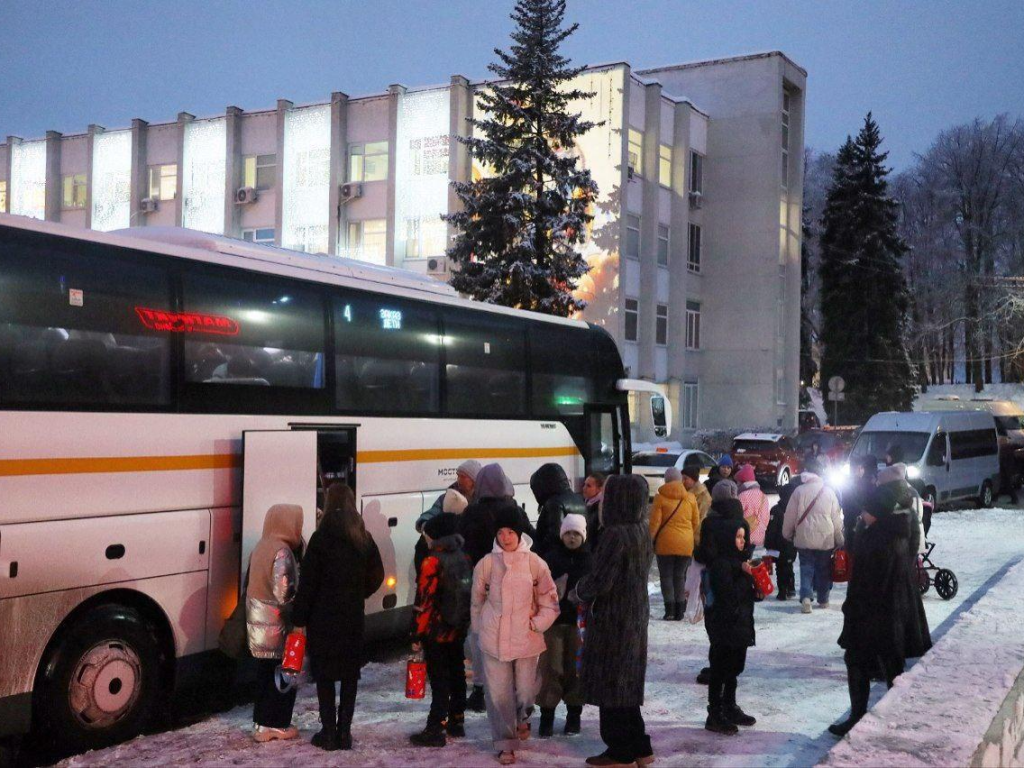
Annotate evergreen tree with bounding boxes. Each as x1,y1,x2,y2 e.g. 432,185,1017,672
446,0,598,315
819,114,917,423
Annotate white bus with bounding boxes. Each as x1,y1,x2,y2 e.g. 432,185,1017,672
0,214,663,751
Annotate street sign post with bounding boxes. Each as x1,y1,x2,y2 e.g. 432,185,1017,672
827,376,846,425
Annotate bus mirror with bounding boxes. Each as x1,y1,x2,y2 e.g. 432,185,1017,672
652,395,670,438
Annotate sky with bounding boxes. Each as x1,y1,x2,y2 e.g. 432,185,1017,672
1,0,1022,170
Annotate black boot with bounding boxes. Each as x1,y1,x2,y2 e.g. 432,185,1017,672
663,601,675,620
311,724,339,751
564,705,582,735
724,679,756,726
410,721,447,747
829,665,870,737
446,712,466,738
696,666,711,685
467,685,486,713
538,708,555,738
705,682,738,735
674,600,686,621
337,685,356,750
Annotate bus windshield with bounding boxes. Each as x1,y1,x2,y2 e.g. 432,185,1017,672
850,431,930,463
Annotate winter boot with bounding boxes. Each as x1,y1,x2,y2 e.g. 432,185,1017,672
828,665,870,737
663,602,675,620
467,685,486,713
696,666,711,685
724,679,756,726
410,722,447,747
674,599,686,621
705,682,738,735
538,708,555,738
801,597,812,614
311,724,339,751
446,712,466,738
337,699,355,750
564,705,582,735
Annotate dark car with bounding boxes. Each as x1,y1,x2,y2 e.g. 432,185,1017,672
795,428,858,467
730,432,803,488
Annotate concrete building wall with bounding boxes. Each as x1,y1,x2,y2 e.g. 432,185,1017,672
236,110,277,235
58,135,89,229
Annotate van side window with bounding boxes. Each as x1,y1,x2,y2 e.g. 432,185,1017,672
926,433,947,467
949,429,998,461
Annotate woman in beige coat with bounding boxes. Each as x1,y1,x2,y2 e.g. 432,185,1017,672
472,506,559,765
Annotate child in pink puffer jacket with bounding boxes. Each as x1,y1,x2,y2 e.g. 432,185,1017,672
736,464,770,548
472,506,559,765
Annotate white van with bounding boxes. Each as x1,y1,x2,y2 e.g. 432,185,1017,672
849,411,1000,508
919,396,1024,442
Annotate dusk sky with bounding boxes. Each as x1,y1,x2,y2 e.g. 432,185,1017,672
2,0,1021,169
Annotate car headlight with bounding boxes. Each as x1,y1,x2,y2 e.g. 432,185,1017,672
907,465,921,480
842,462,851,476
826,468,847,488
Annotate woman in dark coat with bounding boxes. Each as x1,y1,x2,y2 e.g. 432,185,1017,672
575,474,655,767
829,491,932,736
840,455,877,553
292,484,385,751
531,462,587,558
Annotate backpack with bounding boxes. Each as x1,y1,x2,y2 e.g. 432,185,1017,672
436,550,473,631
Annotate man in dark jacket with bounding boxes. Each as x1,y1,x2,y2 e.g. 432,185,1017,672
765,473,803,601
531,463,587,558
705,455,734,496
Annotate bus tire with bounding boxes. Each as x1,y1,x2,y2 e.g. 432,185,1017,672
35,604,165,751
978,480,994,509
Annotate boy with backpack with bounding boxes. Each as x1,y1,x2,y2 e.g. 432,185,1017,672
410,513,473,747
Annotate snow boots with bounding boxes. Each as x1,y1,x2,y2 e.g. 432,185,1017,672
539,708,555,738
664,601,686,620
724,679,756,726
564,705,582,735
410,722,447,747
705,681,738,735
696,666,711,685
467,685,486,712
446,712,466,738
828,665,870,737
674,599,686,621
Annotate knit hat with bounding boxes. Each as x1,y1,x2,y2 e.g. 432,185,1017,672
560,513,588,542
456,459,482,481
494,506,527,538
711,479,739,502
423,512,459,540
681,464,701,482
734,464,756,484
442,488,469,515
718,455,734,468
665,467,683,484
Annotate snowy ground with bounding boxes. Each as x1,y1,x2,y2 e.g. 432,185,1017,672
60,506,1024,768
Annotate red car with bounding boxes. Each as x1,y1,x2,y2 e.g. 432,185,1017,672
795,428,859,467
730,432,803,488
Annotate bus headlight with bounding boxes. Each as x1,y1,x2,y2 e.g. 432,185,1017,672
907,465,921,480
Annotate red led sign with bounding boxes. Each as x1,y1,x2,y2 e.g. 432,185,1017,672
135,307,240,336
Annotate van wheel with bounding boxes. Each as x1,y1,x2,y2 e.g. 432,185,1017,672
35,604,165,752
778,467,791,487
978,481,994,509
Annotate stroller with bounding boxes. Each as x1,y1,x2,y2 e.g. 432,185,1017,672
915,501,958,600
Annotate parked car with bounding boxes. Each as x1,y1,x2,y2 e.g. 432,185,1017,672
798,409,822,432
632,448,718,497
730,433,802,488
795,428,858,467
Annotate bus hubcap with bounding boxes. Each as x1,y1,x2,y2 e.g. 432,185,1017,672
68,641,142,728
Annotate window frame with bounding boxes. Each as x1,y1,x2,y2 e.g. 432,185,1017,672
242,228,276,245
659,144,673,188
655,304,668,346
683,381,699,430
147,164,178,201
346,219,387,265
62,173,87,210
625,214,641,260
627,128,643,178
348,141,389,183
685,300,701,350
688,223,702,273
782,90,791,190
243,154,277,191
689,151,704,195
657,224,670,267
0,180,7,212
624,297,639,343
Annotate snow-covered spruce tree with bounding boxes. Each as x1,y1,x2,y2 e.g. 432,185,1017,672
446,0,598,316
818,114,917,423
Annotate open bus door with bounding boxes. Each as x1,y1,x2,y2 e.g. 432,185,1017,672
585,406,626,477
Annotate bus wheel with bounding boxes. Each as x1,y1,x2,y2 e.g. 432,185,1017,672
36,604,165,751
978,480,994,509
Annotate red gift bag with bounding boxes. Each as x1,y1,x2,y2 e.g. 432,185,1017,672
832,548,851,583
406,657,427,699
749,558,774,598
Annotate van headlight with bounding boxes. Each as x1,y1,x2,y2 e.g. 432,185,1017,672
907,465,921,480
827,467,847,489
841,462,851,476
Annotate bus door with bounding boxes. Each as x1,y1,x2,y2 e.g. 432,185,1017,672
585,406,624,477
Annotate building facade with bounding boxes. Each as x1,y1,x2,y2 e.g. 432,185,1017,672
0,51,806,439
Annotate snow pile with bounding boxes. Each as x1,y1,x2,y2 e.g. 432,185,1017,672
915,383,1024,412
821,557,1024,768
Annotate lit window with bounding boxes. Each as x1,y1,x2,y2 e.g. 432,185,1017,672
657,224,669,267
62,174,87,209
405,217,447,259
627,129,643,178
148,164,177,201
782,90,791,189
0,181,6,212
688,224,701,273
243,154,276,190
625,214,641,260
683,382,699,429
242,228,276,244
346,219,387,265
689,151,704,194
659,144,672,188
685,300,701,349
656,304,668,346
349,142,389,183
625,298,639,342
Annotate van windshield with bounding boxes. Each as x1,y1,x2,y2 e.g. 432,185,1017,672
995,415,1024,434
850,431,930,463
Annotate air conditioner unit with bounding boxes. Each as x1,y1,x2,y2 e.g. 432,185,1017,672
340,182,363,201
688,191,703,209
627,166,635,180
235,187,257,205
427,257,448,276
140,198,158,213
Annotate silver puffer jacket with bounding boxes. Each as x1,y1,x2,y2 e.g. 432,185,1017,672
246,547,299,659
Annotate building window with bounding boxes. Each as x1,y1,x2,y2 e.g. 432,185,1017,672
657,224,670,267
659,144,672,188
625,214,641,260
625,298,639,342
243,154,276,191
782,90,791,189
148,164,177,201
683,381,699,429
688,223,702,273
627,129,643,178
689,151,704,194
242,227,276,244
62,174,87,209
656,304,668,346
685,300,701,349
0,180,6,211
349,141,389,183
346,219,387,265
776,366,786,405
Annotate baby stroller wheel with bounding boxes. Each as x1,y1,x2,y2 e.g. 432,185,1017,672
917,566,930,595
935,569,958,600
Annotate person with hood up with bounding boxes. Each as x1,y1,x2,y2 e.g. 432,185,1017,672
531,462,587,558
537,513,593,738
877,461,927,560
705,454,734,495
649,466,701,620
582,472,607,548
829,491,933,736
765,473,803,601
840,455,878,553
459,463,535,713
703,516,757,735
575,474,656,768
246,503,304,743
415,460,480,574
682,461,712,520
735,464,770,548
471,507,560,765
292,485,384,751
782,458,844,613
409,513,473,748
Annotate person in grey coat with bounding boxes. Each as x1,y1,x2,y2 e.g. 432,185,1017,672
575,474,655,767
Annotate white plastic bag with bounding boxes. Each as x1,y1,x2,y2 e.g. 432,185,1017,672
683,562,705,624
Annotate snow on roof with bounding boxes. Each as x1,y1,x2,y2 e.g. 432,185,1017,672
734,432,784,442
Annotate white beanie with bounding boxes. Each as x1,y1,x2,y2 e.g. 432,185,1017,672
443,488,469,515
560,513,588,542
456,459,482,481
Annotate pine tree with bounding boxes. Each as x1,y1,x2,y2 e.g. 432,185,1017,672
819,114,917,423
446,0,598,316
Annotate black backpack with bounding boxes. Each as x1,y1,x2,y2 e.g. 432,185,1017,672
437,550,473,631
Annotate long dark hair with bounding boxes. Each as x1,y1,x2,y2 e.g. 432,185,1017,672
320,483,372,551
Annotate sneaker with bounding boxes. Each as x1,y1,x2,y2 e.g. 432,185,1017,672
467,686,486,713
253,725,299,743
446,713,466,738
410,726,446,747
801,598,812,614
498,751,516,765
